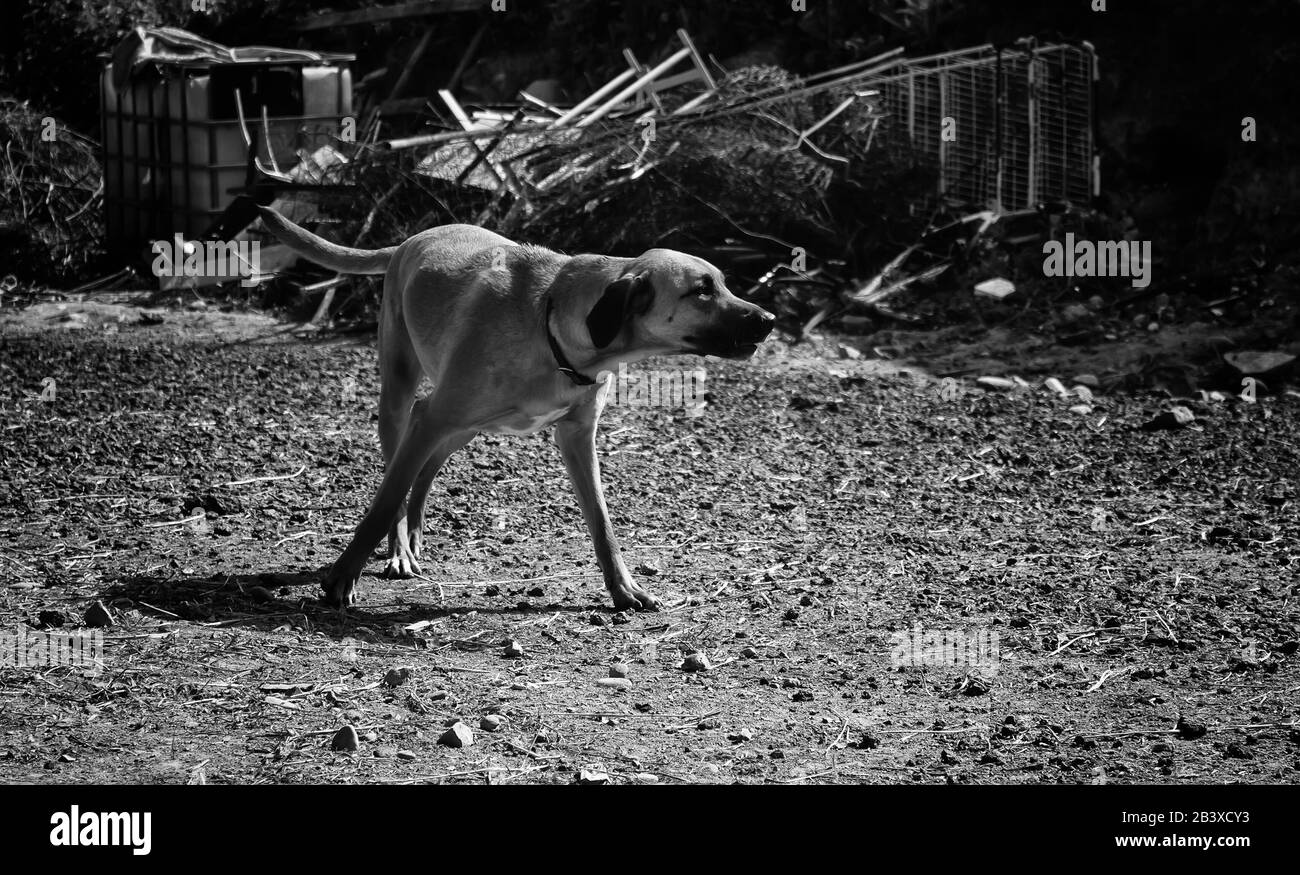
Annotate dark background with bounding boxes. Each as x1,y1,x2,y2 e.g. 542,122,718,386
1,0,1298,268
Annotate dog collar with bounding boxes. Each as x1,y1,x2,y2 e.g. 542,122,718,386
545,297,597,386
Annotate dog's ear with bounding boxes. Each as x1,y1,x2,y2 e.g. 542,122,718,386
586,273,653,349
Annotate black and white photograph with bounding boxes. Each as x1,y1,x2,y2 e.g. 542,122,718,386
0,0,1296,857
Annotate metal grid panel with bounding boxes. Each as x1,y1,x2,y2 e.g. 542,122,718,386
864,42,1097,213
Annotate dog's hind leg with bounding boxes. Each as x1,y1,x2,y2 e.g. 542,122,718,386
376,292,424,579
325,396,472,606
403,430,477,564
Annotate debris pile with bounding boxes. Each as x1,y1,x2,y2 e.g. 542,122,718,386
0,98,105,283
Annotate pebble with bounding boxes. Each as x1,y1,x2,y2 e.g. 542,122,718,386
83,601,114,628
595,678,632,690
382,667,412,687
728,728,754,742
1044,377,1069,397
330,725,359,752
1142,406,1195,431
480,714,504,732
37,610,67,628
502,639,524,658
976,376,1017,391
1073,373,1100,388
608,662,629,678
680,651,711,672
396,750,417,761
438,722,474,748
576,770,609,784
740,646,759,659
1176,715,1208,740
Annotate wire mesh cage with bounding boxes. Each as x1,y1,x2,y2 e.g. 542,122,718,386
866,41,1098,213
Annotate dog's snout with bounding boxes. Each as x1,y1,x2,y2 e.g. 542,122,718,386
742,306,776,340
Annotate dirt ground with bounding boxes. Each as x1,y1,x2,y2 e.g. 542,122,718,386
0,295,1297,785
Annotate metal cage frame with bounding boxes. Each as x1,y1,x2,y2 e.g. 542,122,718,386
865,40,1099,213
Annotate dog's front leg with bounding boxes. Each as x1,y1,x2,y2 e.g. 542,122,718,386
554,417,662,611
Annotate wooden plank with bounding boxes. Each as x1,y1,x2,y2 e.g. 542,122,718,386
296,0,488,31
577,47,691,128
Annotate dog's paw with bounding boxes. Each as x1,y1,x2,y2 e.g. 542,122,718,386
382,547,422,579
321,563,360,608
610,582,662,612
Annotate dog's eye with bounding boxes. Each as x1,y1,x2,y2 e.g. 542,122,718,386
694,277,716,299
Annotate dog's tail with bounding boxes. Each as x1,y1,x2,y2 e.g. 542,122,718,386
257,206,397,275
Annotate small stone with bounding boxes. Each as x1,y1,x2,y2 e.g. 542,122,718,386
740,646,759,659
856,732,881,750
1044,377,1069,397
680,651,711,672
634,562,661,576
37,610,66,628
980,751,1003,765
595,678,632,690
697,717,723,730
1142,406,1195,431
770,749,785,759
1073,373,1100,389
1176,715,1207,740
728,728,754,742
382,667,412,687
838,343,863,360
480,714,504,732
611,612,631,625
783,607,801,621
940,748,960,765
374,746,397,758
1068,404,1093,415
976,376,1016,391
608,662,630,678
576,770,609,784
363,731,379,743
83,601,114,628
527,586,544,597
589,613,609,626
438,722,474,748
502,639,524,658
331,725,359,752
396,749,417,761
1224,742,1252,760
484,584,500,596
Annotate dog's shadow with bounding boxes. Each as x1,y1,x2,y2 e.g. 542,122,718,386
102,570,604,644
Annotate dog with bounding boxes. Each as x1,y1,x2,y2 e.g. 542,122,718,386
257,206,776,610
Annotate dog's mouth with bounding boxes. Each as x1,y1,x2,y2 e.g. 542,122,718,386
684,335,765,360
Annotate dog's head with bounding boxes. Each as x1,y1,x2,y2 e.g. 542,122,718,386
586,250,776,359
